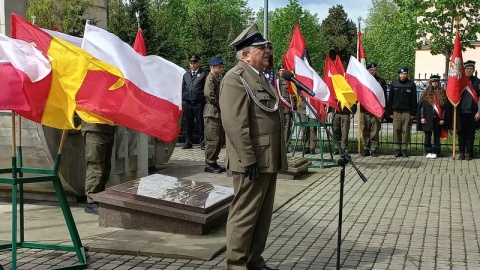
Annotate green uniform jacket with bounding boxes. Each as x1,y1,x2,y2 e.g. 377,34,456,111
204,73,221,118
219,61,288,173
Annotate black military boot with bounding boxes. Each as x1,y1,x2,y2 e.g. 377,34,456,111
362,149,370,156
465,152,472,161
394,150,403,158
458,152,465,160
371,150,379,157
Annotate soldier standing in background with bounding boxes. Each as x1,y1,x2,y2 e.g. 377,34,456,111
361,62,387,157
298,100,317,154
387,67,417,158
330,102,356,154
277,64,292,148
83,123,115,215
182,55,207,150
203,57,226,173
220,24,287,270
456,60,480,160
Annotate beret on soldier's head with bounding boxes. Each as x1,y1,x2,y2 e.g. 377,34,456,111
366,62,377,69
209,57,223,66
230,23,269,51
464,60,476,67
189,54,201,62
398,67,408,73
278,64,285,70
430,75,440,81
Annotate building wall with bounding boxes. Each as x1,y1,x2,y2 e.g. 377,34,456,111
415,45,480,79
87,0,108,30
1,0,27,36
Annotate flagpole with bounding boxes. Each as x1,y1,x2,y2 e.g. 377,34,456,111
357,17,362,155
452,16,460,159
135,11,140,29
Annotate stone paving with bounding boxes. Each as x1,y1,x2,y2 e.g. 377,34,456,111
1,146,480,269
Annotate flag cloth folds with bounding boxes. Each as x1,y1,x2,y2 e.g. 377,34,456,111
346,56,385,118
324,55,357,110
283,24,310,98
357,30,366,67
81,24,184,143
294,55,329,121
446,32,479,106
11,13,124,129
0,33,51,112
133,28,147,56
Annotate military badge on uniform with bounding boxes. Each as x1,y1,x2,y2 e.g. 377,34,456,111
209,83,215,90
197,73,201,78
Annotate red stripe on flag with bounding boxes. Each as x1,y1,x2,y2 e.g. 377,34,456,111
346,73,384,118
76,71,182,142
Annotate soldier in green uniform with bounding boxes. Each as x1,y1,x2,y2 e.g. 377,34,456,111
220,24,287,270
298,101,317,154
277,64,292,148
204,57,225,173
83,123,115,215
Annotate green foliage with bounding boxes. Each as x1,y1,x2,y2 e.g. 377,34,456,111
256,0,326,71
26,0,95,36
107,0,153,53
363,0,417,80
394,0,480,76
319,5,357,66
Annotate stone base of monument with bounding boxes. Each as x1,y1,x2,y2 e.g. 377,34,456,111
277,156,309,180
95,174,234,235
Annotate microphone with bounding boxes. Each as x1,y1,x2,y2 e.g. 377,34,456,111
282,71,316,97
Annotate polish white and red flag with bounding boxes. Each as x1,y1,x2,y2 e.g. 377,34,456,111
345,56,385,118
357,29,366,67
294,55,329,121
0,33,51,112
80,24,185,142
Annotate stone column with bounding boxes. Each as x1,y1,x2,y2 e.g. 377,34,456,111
3,0,27,35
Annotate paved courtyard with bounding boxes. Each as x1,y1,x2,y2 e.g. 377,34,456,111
1,146,480,269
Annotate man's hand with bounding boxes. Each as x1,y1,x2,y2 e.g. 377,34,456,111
244,163,259,181
421,118,426,124
475,113,480,121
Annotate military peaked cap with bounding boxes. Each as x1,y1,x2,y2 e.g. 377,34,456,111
189,54,201,61
464,60,476,67
230,23,268,51
366,62,377,69
398,67,408,73
430,75,440,81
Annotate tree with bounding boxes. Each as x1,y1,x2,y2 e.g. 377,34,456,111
319,5,357,66
107,0,153,53
26,0,95,36
256,0,326,72
394,0,480,77
363,0,417,79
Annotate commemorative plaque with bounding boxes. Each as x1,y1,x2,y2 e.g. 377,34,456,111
106,174,233,213
95,174,234,235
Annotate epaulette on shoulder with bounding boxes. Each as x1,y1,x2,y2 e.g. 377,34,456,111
233,67,245,76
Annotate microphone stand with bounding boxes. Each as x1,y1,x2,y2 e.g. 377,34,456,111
296,90,367,270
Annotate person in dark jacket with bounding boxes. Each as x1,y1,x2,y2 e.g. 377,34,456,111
387,67,417,157
361,62,387,157
417,75,447,159
329,101,356,154
182,55,207,149
455,60,480,160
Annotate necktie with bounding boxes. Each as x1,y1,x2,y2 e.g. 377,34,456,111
192,71,196,77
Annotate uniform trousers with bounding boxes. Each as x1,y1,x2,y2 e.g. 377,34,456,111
361,112,381,151
458,112,476,155
226,172,277,270
300,114,317,150
333,114,351,150
204,117,222,166
184,102,204,146
393,111,413,151
84,131,114,203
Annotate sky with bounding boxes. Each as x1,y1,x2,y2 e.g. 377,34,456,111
246,0,370,25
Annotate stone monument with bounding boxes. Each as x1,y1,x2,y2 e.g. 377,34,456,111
95,174,234,235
